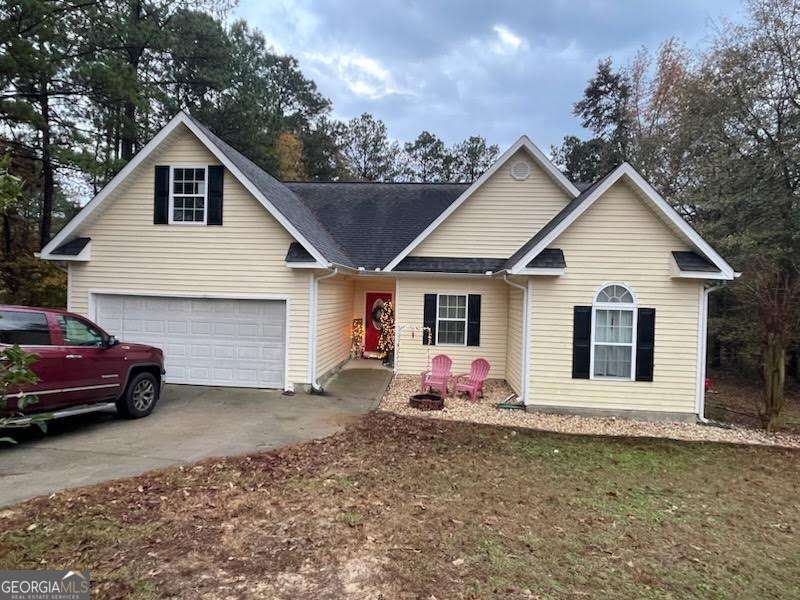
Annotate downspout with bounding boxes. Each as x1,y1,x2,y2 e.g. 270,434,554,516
309,267,338,391
503,275,529,404
696,282,724,423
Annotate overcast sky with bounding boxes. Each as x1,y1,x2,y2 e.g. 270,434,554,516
235,0,744,152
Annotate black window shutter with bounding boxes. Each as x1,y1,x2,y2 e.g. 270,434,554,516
207,165,224,225
572,306,592,379
635,308,656,382
467,294,481,346
154,166,170,224
423,294,437,345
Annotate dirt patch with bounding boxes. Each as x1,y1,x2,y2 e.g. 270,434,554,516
706,369,800,433
381,375,800,448
1,413,798,598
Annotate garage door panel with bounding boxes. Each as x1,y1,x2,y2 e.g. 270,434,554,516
214,345,235,359
97,296,124,318
123,319,142,332
191,321,211,335
95,295,286,389
101,317,123,332
124,297,147,312
213,322,237,336
167,321,187,335
166,343,187,357
143,320,164,334
213,368,234,383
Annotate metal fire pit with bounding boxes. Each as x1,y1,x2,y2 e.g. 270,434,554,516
409,393,444,411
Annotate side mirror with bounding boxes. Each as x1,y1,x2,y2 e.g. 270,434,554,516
104,335,119,348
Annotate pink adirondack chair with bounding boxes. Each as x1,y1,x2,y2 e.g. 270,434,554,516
420,354,453,396
453,358,491,402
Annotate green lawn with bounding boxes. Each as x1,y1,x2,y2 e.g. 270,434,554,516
1,413,799,599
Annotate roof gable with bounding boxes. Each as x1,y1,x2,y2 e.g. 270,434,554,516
41,112,347,267
506,163,735,279
383,135,580,271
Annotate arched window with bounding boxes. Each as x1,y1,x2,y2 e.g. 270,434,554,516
591,283,636,379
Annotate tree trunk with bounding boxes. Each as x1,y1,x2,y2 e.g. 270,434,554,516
39,83,54,250
121,100,136,160
121,0,143,161
761,334,786,432
788,349,799,383
2,211,11,257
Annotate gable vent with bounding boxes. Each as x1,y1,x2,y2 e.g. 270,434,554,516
510,160,531,181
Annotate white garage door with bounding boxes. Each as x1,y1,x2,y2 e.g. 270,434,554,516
94,295,286,388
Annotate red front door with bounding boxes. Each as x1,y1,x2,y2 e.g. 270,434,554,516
364,292,392,353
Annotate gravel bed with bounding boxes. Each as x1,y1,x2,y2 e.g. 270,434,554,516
380,375,800,449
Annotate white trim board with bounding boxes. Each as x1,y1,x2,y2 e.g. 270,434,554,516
507,163,736,279
40,112,330,268
87,288,292,391
514,267,564,276
383,135,580,272
286,261,327,269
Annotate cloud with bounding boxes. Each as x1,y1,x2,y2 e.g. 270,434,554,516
304,51,412,100
236,0,742,150
491,24,526,54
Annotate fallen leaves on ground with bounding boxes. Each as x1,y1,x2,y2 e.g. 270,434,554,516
1,413,799,599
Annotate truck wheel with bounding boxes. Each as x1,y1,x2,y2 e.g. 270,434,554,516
117,372,160,419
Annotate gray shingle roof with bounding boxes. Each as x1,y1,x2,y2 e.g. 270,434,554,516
285,182,468,270
184,113,354,267
527,248,565,269
393,256,507,274
51,237,90,256
672,251,720,272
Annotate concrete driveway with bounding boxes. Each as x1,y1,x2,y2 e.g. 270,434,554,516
0,367,391,507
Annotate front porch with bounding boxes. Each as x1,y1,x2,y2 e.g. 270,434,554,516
314,273,525,400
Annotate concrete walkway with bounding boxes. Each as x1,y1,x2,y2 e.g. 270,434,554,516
0,367,392,507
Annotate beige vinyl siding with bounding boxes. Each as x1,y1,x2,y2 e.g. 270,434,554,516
505,284,524,395
67,124,312,386
529,180,702,414
395,277,508,379
316,275,355,378
410,150,571,258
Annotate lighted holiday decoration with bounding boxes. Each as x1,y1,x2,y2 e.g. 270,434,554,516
351,318,364,358
377,300,395,363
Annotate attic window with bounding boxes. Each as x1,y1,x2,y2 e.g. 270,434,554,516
510,160,531,181
170,166,207,224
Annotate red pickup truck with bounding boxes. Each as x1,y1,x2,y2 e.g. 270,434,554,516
1,305,165,424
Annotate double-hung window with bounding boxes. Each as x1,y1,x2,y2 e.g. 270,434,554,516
591,284,636,379
170,167,207,224
436,294,467,345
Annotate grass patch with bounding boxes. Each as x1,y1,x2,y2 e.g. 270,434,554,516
1,413,798,599
337,510,364,527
